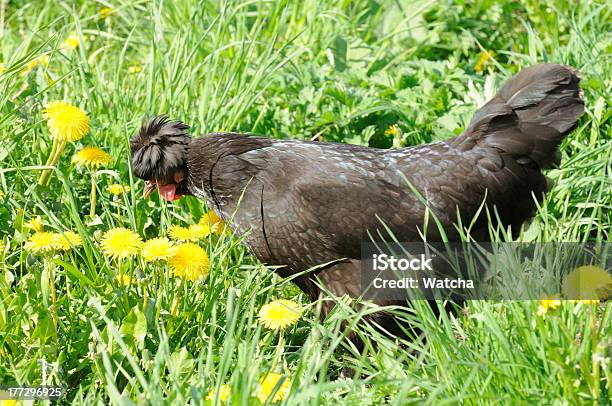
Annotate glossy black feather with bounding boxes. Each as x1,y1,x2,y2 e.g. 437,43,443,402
130,116,191,184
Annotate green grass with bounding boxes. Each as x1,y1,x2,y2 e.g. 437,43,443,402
1,0,611,404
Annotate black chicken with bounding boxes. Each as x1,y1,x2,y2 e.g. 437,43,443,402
131,64,583,341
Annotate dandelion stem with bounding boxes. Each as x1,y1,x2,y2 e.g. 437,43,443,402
49,265,58,334
143,271,148,310
273,331,285,370
118,261,130,312
89,172,97,217
38,140,67,187
155,265,163,323
44,139,58,166
170,279,183,316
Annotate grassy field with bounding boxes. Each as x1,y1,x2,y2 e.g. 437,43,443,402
1,0,611,404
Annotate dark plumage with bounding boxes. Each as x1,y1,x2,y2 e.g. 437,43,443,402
130,116,191,199
131,116,191,182
131,64,584,343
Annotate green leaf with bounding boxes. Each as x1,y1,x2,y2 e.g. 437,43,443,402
120,306,148,348
169,347,194,377
330,35,348,72
53,259,95,287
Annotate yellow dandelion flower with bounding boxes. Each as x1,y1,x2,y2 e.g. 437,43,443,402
562,265,612,301
0,62,5,75
536,296,561,317
101,227,142,260
44,101,89,142
106,184,130,196
72,146,112,168
384,124,401,137
24,232,57,253
199,211,225,236
128,66,142,74
206,384,231,402
475,50,496,73
189,223,210,239
185,223,210,240
257,373,291,403
141,237,176,262
0,399,19,406
168,224,201,242
99,7,116,19
25,216,45,233
63,34,80,50
43,100,66,118
0,189,4,199
115,273,136,286
207,211,223,226
53,231,83,251
169,243,209,281
258,299,301,330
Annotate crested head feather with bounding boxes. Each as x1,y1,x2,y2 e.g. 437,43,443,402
130,116,191,182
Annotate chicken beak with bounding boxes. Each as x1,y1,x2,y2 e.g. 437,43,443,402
143,180,156,199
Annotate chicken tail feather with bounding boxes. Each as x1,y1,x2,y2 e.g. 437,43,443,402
461,64,584,169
